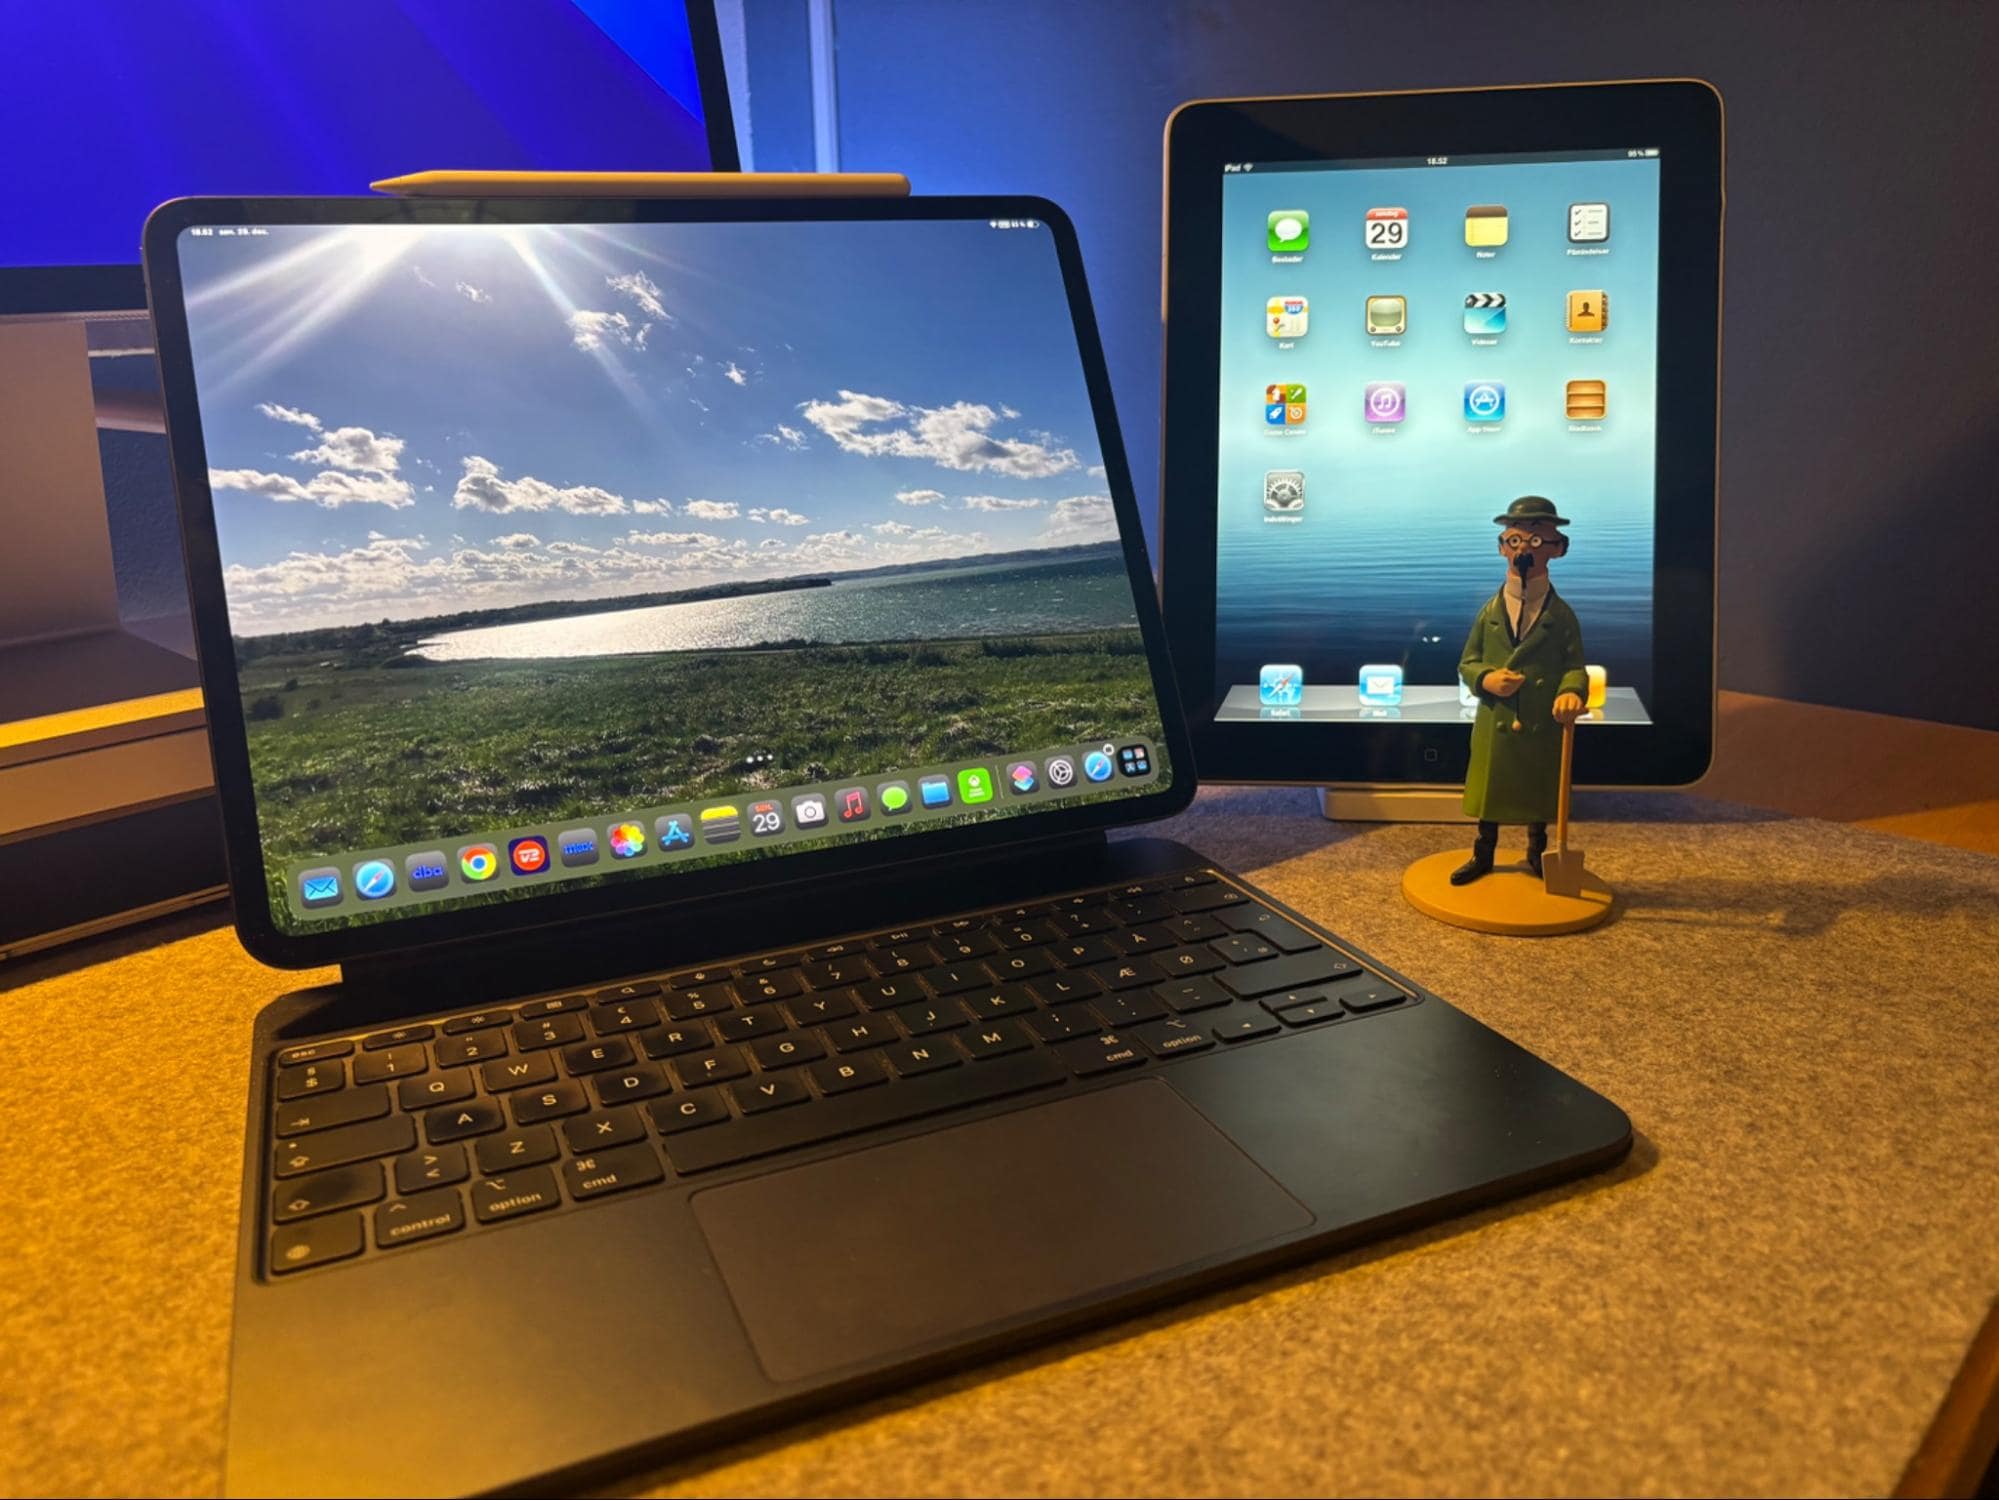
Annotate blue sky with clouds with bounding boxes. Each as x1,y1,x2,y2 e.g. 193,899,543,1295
174,218,1120,632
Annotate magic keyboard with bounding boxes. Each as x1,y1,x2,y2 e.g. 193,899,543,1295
262,869,1415,1275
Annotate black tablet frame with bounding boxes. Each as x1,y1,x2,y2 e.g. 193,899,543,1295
143,194,1195,969
1160,80,1722,791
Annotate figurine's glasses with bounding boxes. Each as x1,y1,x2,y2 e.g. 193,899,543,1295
1499,531,1560,551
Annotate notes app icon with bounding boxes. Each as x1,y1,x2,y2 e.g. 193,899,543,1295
1464,204,1508,247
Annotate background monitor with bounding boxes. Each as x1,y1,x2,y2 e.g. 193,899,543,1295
1160,82,1721,801
0,0,739,316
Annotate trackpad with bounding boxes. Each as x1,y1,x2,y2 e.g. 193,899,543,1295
691,1080,1314,1383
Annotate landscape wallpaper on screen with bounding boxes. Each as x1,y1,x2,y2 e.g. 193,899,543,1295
175,219,1168,930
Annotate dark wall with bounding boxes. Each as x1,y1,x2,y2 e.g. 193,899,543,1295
825,0,1999,731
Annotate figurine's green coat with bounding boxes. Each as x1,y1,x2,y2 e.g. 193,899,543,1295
1458,589,1589,823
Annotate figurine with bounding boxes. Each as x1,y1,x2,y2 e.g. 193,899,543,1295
1453,496,1588,885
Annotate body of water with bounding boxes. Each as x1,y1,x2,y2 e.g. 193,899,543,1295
412,551,1139,661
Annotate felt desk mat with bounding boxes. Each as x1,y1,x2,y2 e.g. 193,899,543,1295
3,787,1996,1497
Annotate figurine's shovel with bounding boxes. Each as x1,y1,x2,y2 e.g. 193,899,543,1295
1542,717,1586,897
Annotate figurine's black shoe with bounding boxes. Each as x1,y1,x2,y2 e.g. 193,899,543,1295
1524,824,1548,877
1449,854,1493,886
1524,846,1545,877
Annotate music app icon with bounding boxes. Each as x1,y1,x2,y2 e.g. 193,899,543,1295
836,786,871,823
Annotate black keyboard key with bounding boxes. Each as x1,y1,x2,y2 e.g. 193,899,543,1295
875,943,937,974
1086,955,1164,992
785,991,858,1027
1093,991,1166,1028
562,1143,664,1201
1164,912,1228,943
961,1019,1034,1058
1154,945,1226,979
560,1037,634,1075
639,1023,713,1059
994,919,1061,948
1110,922,1177,954
591,1063,670,1107
511,1081,590,1123
424,1099,505,1143
595,980,661,1003
802,955,875,989
1053,936,1120,966
352,1044,428,1085
434,1030,508,1067
807,1054,888,1094
275,1060,345,1100
274,1115,415,1178
1210,934,1281,966
1131,1016,1215,1058
1157,976,1233,1013
1339,983,1410,1013
1215,950,1360,999
443,1010,513,1035
270,1212,363,1274
1028,970,1103,1006
731,1074,809,1114
736,952,800,976
470,1168,560,1224
364,1023,437,1050
750,1032,825,1069
664,985,737,1021
740,969,803,1003
474,1124,559,1175
663,1051,1063,1175
513,1014,585,1050
273,1085,390,1138
715,1009,784,1043
927,962,994,996
932,928,999,960
963,984,1037,1021
1046,907,1113,937
515,996,585,1018
1271,998,1344,1027
668,966,732,988
1151,870,1218,891
1166,883,1248,914
1214,1011,1281,1042
1107,895,1173,924
561,1107,646,1153
855,977,924,1010
670,1048,749,1088
885,1039,962,1078
1029,1008,1094,1043
1217,906,1323,952
987,948,1054,982
801,939,866,961
277,1040,352,1067
480,1054,555,1093
588,1001,656,1036
648,1092,730,1134
272,1161,384,1223
375,1188,464,1248
830,1016,900,1052
892,998,967,1035
394,1144,469,1195
1052,1031,1146,1077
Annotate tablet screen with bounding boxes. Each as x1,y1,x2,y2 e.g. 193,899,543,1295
1214,148,1661,726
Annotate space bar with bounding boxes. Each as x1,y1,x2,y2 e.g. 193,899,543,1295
663,1052,1066,1175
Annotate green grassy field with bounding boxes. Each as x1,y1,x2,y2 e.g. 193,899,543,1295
240,629,1164,869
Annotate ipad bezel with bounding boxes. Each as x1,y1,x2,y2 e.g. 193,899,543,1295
143,194,1195,970
1159,80,1722,791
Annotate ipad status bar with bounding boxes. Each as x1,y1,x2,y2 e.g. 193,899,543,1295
1223,149,1659,174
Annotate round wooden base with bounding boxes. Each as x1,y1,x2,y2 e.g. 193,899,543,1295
1401,849,1615,936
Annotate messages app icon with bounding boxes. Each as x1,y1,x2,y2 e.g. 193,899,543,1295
1267,209,1309,254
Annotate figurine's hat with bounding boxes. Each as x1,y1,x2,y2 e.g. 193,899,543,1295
1493,495,1570,527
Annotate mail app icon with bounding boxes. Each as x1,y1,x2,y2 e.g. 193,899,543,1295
299,867,343,908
